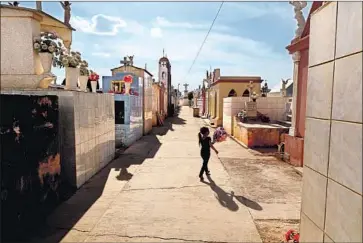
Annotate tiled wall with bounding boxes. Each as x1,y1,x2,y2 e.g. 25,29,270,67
72,92,115,188
300,2,362,242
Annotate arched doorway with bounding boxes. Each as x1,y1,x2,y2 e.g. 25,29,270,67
228,89,237,97
242,89,249,97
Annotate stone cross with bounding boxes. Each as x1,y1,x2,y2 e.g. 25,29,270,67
128,55,134,66
120,56,134,67
248,81,254,101
60,1,71,27
36,1,42,10
289,1,308,37
183,83,189,92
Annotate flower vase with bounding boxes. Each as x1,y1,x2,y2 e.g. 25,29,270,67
65,67,80,90
90,80,97,93
79,76,89,92
39,52,53,74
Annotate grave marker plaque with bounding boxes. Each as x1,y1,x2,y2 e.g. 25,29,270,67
245,101,257,118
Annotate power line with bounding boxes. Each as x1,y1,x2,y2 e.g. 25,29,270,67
184,2,224,80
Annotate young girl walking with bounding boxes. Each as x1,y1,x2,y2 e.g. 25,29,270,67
198,127,219,181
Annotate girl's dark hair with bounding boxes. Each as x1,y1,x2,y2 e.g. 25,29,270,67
198,127,209,146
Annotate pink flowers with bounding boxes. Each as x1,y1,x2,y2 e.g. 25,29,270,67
89,73,99,81
213,127,227,143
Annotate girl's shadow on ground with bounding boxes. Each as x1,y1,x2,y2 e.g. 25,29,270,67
202,175,262,212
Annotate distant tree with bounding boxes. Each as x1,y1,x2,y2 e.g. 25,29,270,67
187,92,194,101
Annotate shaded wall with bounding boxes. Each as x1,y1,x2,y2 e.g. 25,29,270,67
2,90,116,189
296,48,309,137
143,72,153,134
1,94,60,240
300,2,362,242
152,84,160,126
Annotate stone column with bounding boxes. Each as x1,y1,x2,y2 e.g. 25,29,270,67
289,51,301,136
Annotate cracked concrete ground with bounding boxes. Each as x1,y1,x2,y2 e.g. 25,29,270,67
31,107,301,243
202,120,302,242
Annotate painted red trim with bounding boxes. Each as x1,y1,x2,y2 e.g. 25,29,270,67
286,35,310,53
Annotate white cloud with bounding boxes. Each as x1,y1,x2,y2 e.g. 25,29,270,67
150,27,163,38
70,14,127,36
92,52,111,57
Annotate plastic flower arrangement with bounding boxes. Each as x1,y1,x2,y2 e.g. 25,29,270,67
123,75,133,83
284,229,299,243
237,110,248,123
54,51,82,68
80,60,89,76
213,127,227,143
33,32,62,54
89,70,99,81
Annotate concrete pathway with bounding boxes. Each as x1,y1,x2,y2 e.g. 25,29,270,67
33,107,262,243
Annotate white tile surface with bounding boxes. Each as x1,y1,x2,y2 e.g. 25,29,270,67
301,166,327,229
335,2,363,58
309,2,337,66
329,121,362,194
304,118,331,175
332,52,362,123
306,62,334,119
325,179,362,242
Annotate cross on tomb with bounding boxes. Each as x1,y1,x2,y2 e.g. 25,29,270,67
120,56,129,66
183,83,189,92
248,81,254,101
120,55,134,67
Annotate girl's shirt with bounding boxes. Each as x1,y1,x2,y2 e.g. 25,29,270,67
200,136,211,153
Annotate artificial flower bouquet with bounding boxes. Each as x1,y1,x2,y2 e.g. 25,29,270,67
80,60,90,76
213,127,227,143
33,32,62,54
60,51,82,68
89,71,100,81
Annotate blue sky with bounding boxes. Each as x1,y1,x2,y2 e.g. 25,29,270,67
16,1,310,90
